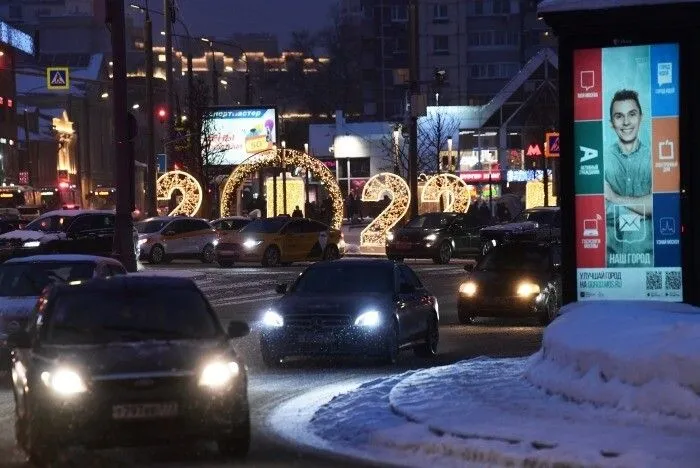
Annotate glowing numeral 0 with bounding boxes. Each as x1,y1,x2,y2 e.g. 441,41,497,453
421,173,472,213
360,172,411,247
156,170,203,217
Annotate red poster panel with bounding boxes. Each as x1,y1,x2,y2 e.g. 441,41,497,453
575,195,606,268
573,48,602,121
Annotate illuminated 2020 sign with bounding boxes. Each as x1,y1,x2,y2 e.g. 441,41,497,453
156,170,203,217
573,43,681,301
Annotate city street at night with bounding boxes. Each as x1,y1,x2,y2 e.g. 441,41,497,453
0,259,544,467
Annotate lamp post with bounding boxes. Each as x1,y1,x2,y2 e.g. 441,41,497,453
446,137,452,173
200,38,251,106
281,140,287,215
201,38,219,105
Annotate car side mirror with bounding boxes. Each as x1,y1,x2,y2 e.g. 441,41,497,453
275,283,287,294
399,283,415,294
7,329,31,348
464,264,475,272
227,320,250,338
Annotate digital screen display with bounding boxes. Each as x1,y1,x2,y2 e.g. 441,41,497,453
204,107,277,165
573,43,681,301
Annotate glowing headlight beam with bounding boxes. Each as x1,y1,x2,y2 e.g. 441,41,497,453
198,361,240,389
459,281,477,296
41,368,87,395
354,310,381,327
262,310,284,327
516,282,541,297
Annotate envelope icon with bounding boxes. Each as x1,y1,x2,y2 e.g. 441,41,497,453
618,213,641,232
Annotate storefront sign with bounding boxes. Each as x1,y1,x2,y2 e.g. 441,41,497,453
573,43,681,301
459,170,501,182
506,169,552,182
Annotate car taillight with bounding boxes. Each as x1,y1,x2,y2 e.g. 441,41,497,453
340,232,344,240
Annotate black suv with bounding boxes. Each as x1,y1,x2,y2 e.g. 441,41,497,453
0,210,136,262
479,206,560,256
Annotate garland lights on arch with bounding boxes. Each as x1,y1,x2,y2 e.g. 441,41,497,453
420,173,473,213
219,148,344,230
360,172,411,247
156,170,203,217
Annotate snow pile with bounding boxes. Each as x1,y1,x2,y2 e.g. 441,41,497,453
526,301,700,419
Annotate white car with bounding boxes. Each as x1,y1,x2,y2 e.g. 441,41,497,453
136,217,219,264
0,254,126,372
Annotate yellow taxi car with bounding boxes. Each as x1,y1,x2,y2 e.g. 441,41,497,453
215,216,345,267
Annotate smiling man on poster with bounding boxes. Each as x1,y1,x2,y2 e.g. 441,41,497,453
604,88,653,267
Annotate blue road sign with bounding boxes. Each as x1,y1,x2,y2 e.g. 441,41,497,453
157,154,167,173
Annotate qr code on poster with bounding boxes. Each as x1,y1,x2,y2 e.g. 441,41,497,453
646,271,662,290
665,271,682,290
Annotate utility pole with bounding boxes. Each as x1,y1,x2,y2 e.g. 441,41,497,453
164,0,175,171
108,0,137,272
210,43,219,105
144,4,157,217
408,0,419,217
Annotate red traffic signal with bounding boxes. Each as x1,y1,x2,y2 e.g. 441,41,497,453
157,108,167,123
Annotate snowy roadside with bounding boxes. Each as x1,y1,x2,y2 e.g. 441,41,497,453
271,302,700,467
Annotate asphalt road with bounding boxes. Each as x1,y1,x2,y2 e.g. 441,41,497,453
0,259,544,467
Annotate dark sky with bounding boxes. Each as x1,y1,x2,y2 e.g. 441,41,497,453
172,0,338,47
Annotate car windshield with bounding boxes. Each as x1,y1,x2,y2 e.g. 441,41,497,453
44,288,221,344
240,217,289,234
476,246,550,271
405,213,456,229
292,264,393,294
136,220,169,234
0,262,95,297
25,215,74,232
513,210,554,224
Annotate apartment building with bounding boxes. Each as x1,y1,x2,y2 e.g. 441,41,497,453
341,0,555,119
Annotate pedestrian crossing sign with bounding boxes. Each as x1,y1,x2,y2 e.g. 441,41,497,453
46,67,70,90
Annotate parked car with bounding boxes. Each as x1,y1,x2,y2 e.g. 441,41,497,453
7,275,251,465
0,254,126,373
216,217,344,268
479,206,560,256
385,212,492,264
458,240,562,325
136,216,218,264
260,259,439,366
0,210,126,262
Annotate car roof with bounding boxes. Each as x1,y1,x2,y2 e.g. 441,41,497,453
140,216,209,222
311,258,397,268
52,274,197,293
212,216,249,221
4,254,124,265
524,206,560,212
40,209,114,217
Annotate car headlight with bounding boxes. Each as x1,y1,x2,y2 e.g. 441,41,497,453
23,240,41,248
41,368,87,396
262,310,284,327
355,310,381,327
243,239,263,249
425,233,437,241
386,232,394,241
459,281,477,297
137,238,148,246
212,239,219,246
198,360,240,389
516,282,541,297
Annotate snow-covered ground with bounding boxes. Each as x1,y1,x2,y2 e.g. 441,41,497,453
271,301,700,467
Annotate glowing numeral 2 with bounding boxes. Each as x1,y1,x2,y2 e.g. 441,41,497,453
156,170,203,217
360,173,411,247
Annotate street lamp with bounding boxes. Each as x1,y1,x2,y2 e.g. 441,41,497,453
200,37,251,106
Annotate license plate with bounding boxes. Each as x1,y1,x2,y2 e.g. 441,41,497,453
485,297,511,306
395,242,411,249
112,402,178,420
296,333,334,344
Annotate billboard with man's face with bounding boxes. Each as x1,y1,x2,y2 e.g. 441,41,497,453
573,43,681,301
204,107,277,165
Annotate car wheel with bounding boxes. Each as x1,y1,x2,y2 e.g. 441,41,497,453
218,259,234,268
387,255,404,262
433,241,452,264
261,245,281,267
217,408,250,459
380,323,400,365
414,313,439,358
458,310,478,325
201,244,215,263
149,244,165,264
261,340,283,368
323,244,339,261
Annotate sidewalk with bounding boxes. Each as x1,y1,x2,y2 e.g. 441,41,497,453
270,301,700,467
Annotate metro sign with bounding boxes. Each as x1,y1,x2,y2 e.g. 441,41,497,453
545,132,560,158
526,143,542,156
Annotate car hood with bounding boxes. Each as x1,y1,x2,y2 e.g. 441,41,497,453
467,270,549,295
277,293,392,316
393,227,443,241
0,229,64,243
38,339,234,376
481,221,538,233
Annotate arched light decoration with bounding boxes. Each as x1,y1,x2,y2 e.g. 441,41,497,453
156,170,203,217
526,180,557,209
421,173,472,213
360,172,411,247
219,148,344,229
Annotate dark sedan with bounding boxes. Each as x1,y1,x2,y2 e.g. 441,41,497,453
260,259,439,366
457,241,562,325
7,276,251,466
385,212,489,264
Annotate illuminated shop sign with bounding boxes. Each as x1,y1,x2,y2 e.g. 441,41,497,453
0,21,34,55
506,169,553,182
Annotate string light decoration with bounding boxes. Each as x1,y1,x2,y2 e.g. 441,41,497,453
265,178,305,216
421,173,472,213
526,180,557,209
360,172,411,247
156,170,203,217
219,148,344,229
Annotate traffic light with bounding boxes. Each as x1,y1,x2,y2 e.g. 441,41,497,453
157,107,167,124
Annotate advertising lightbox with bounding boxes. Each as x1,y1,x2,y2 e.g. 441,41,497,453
204,107,277,165
573,43,681,301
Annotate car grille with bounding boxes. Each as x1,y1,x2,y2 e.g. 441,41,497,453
91,373,195,400
285,314,352,330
